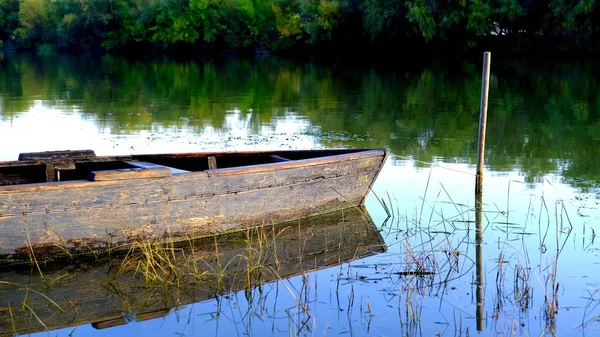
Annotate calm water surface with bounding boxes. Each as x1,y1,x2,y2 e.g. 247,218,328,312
1,52,600,337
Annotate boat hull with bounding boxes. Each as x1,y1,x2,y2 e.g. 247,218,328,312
0,149,387,261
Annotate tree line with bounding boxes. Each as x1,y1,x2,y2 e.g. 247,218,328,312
0,0,599,57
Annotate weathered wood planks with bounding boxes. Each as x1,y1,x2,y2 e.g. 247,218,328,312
18,149,97,161
0,149,388,261
89,167,173,181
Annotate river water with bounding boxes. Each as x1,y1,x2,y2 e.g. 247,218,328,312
1,52,599,336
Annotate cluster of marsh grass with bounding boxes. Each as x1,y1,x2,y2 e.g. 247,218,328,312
110,224,288,295
111,235,187,285
370,161,585,336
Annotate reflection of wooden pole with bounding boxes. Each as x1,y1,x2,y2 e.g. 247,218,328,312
475,192,484,331
476,52,491,195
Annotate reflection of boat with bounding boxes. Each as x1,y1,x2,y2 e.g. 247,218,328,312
0,207,386,336
0,149,387,261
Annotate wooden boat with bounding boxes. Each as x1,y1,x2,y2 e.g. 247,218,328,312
0,148,387,262
0,207,386,336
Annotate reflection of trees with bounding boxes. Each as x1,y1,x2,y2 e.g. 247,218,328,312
1,54,600,188
486,62,600,188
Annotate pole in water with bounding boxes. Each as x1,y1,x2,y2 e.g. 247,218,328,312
476,52,491,195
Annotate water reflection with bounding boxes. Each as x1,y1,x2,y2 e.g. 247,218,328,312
367,158,600,336
1,54,600,189
475,192,484,332
0,207,385,336
1,54,600,336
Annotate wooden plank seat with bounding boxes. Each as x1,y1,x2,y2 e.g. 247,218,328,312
204,154,291,171
124,161,190,174
89,167,173,181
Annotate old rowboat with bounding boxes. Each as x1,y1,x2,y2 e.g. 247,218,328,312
0,148,388,261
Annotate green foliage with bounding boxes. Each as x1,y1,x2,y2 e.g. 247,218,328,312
102,0,277,51
250,0,277,49
405,0,435,40
489,0,524,35
272,0,305,49
102,0,157,50
0,0,19,42
13,0,56,48
362,0,410,40
550,0,599,41
0,0,599,56
147,0,197,44
405,0,505,41
55,0,119,50
302,0,348,44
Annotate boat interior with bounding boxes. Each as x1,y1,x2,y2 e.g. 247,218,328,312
0,149,368,186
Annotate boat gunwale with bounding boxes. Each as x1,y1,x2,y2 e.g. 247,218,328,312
0,149,387,194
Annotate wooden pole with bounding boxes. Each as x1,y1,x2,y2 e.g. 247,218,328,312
474,51,490,330
476,52,491,195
